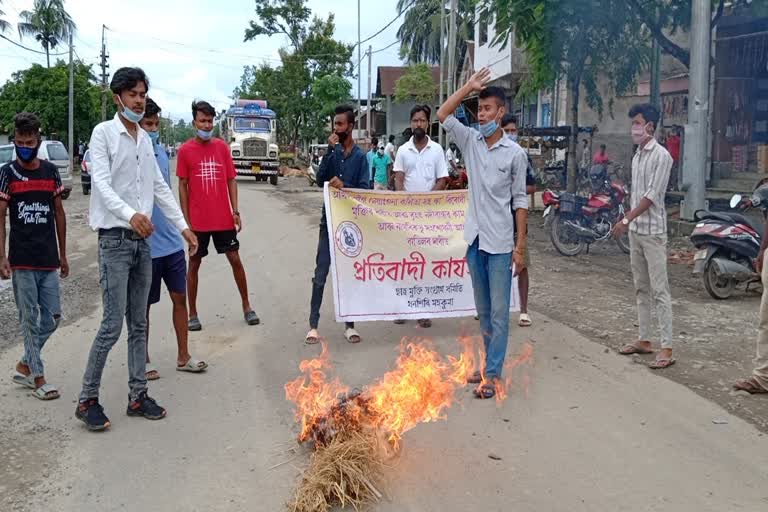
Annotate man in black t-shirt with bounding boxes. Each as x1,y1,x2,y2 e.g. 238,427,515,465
0,112,68,401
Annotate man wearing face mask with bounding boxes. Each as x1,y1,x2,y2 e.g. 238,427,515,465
612,103,674,369
438,68,529,400
139,98,207,380
305,104,370,345
177,100,260,331
371,142,392,191
393,104,449,328
77,67,198,431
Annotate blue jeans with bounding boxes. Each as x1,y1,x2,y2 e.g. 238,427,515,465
79,232,152,402
466,238,512,380
12,270,61,378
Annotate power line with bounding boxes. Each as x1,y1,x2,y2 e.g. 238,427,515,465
0,33,69,56
355,0,415,48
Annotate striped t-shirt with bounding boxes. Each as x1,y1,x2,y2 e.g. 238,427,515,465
630,138,672,235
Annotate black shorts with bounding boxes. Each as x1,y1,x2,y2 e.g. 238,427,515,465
194,230,239,258
149,250,187,305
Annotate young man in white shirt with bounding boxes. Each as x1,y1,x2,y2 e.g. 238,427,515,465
393,104,449,328
76,67,198,431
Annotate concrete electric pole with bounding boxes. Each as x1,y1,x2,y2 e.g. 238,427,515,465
357,0,361,135
439,1,446,146
68,33,74,174
681,0,712,220
100,25,109,122
367,45,372,137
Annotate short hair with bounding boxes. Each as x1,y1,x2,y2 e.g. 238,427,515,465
628,103,661,130
110,67,149,95
371,137,379,147
334,104,355,125
13,112,41,137
600,144,607,150
478,86,505,105
410,104,431,121
145,97,162,118
389,134,395,143
192,100,216,120
501,113,517,127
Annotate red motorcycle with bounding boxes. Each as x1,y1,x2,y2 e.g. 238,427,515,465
542,178,630,256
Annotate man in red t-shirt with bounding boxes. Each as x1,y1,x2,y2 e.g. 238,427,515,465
177,100,260,330
665,127,681,191
592,144,610,165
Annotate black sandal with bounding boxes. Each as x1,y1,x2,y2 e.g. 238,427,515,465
473,383,496,400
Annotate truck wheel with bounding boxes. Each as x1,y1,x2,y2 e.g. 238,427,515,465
270,175,278,186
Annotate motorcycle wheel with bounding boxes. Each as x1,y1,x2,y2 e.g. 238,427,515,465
550,214,586,256
703,254,736,300
615,230,631,254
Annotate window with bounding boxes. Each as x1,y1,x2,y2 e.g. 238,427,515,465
0,145,13,163
45,142,69,161
479,9,489,46
233,117,271,132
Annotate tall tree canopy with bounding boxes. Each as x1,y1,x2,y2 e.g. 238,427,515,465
17,0,76,68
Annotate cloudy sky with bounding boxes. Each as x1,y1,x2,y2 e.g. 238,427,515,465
0,0,404,122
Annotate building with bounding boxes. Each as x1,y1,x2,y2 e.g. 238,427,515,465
375,65,441,141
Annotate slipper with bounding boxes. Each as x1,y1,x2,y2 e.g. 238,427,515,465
417,319,432,328
473,383,496,400
466,370,482,385
733,377,768,394
344,328,361,344
31,383,59,401
618,343,654,355
188,316,202,331
649,358,676,370
145,364,160,381
11,371,35,390
393,319,406,325
305,329,320,345
176,358,208,373
244,310,260,326
518,313,532,327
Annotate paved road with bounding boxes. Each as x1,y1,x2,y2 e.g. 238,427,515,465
1,179,767,511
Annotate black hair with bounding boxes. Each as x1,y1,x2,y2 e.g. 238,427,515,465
389,134,395,143
110,67,149,95
600,144,607,150
13,112,40,137
478,86,505,106
501,113,517,127
192,100,216,120
410,104,431,121
145,97,162,118
628,103,660,130
334,104,355,125
371,137,379,147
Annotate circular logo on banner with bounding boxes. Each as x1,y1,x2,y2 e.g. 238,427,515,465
335,221,363,258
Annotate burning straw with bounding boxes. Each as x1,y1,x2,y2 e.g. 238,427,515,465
286,337,533,512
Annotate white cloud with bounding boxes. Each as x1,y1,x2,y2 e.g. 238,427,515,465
0,0,406,122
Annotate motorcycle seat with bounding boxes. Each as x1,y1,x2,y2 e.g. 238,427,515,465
696,211,762,233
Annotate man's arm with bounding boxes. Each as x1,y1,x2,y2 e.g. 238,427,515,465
53,195,68,278
438,68,491,151
432,150,450,191
0,200,8,279
626,152,672,223
178,178,191,226
89,126,137,223
153,159,188,233
356,152,371,189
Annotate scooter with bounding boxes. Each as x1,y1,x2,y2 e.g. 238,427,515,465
691,187,767,299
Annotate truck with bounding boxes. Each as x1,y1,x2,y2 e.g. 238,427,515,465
220,99,280,185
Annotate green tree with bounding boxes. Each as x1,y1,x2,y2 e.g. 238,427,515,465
0,0,11,34
395,63,437,103
0,61,102,143
241,0,354,145
489,0,650,191
17,0,76,68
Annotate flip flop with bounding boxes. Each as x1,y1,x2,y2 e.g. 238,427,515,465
344,328,361,344
649,358,676,370
176,358,208,373
31,383,59,401
145,364,160,381
473,383,496,400
11,371,35,390
518,313,532,327
618,343,654,355
305,329,320,345
417,319,432,328
733,377,768,394
188,316,202,331
244,310,260,326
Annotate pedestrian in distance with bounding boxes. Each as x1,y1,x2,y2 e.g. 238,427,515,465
178,100,261,332
1,112,68,401
139,97,208,380
76,67,198,431
438,68,529,400
371,142,392,191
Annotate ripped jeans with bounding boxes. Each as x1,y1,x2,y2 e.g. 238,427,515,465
12,270,61,378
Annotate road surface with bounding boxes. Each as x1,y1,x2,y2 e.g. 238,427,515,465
1,178,766,512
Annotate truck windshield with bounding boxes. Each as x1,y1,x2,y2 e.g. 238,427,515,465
233,117,271,132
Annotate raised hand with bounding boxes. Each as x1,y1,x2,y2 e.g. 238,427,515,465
467,67,492,93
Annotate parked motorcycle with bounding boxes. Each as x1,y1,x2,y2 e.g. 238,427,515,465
542,178,630,256
691,187,767,299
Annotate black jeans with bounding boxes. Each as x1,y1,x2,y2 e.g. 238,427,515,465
309,220,354,330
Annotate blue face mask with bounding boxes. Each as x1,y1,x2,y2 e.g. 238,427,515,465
147,130,160,144
197,129,213,140
479,120,498,138
117,96,144,124
509,134,519,142
15,144,38,163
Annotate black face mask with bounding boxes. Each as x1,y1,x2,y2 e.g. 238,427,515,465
413,128,426,141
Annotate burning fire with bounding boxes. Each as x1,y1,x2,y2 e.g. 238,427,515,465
285,336,534,448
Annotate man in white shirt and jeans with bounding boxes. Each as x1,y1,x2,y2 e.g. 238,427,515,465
76,67,198,431
393,104,448,328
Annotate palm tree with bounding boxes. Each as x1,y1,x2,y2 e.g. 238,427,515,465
17,0,76,67
396,0,476,84
0,1,12,35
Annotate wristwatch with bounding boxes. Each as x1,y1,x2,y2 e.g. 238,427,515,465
621,218,630,226
233,210,240,216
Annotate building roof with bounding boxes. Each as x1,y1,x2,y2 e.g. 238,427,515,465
376,66,441,97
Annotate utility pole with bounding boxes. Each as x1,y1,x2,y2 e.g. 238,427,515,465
649,8,662,114
447,0,457,96
439,1,446,145
367,45,373,137
357,0,361,135
99,25,109,122
68,33,74,174
681,0,712,220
